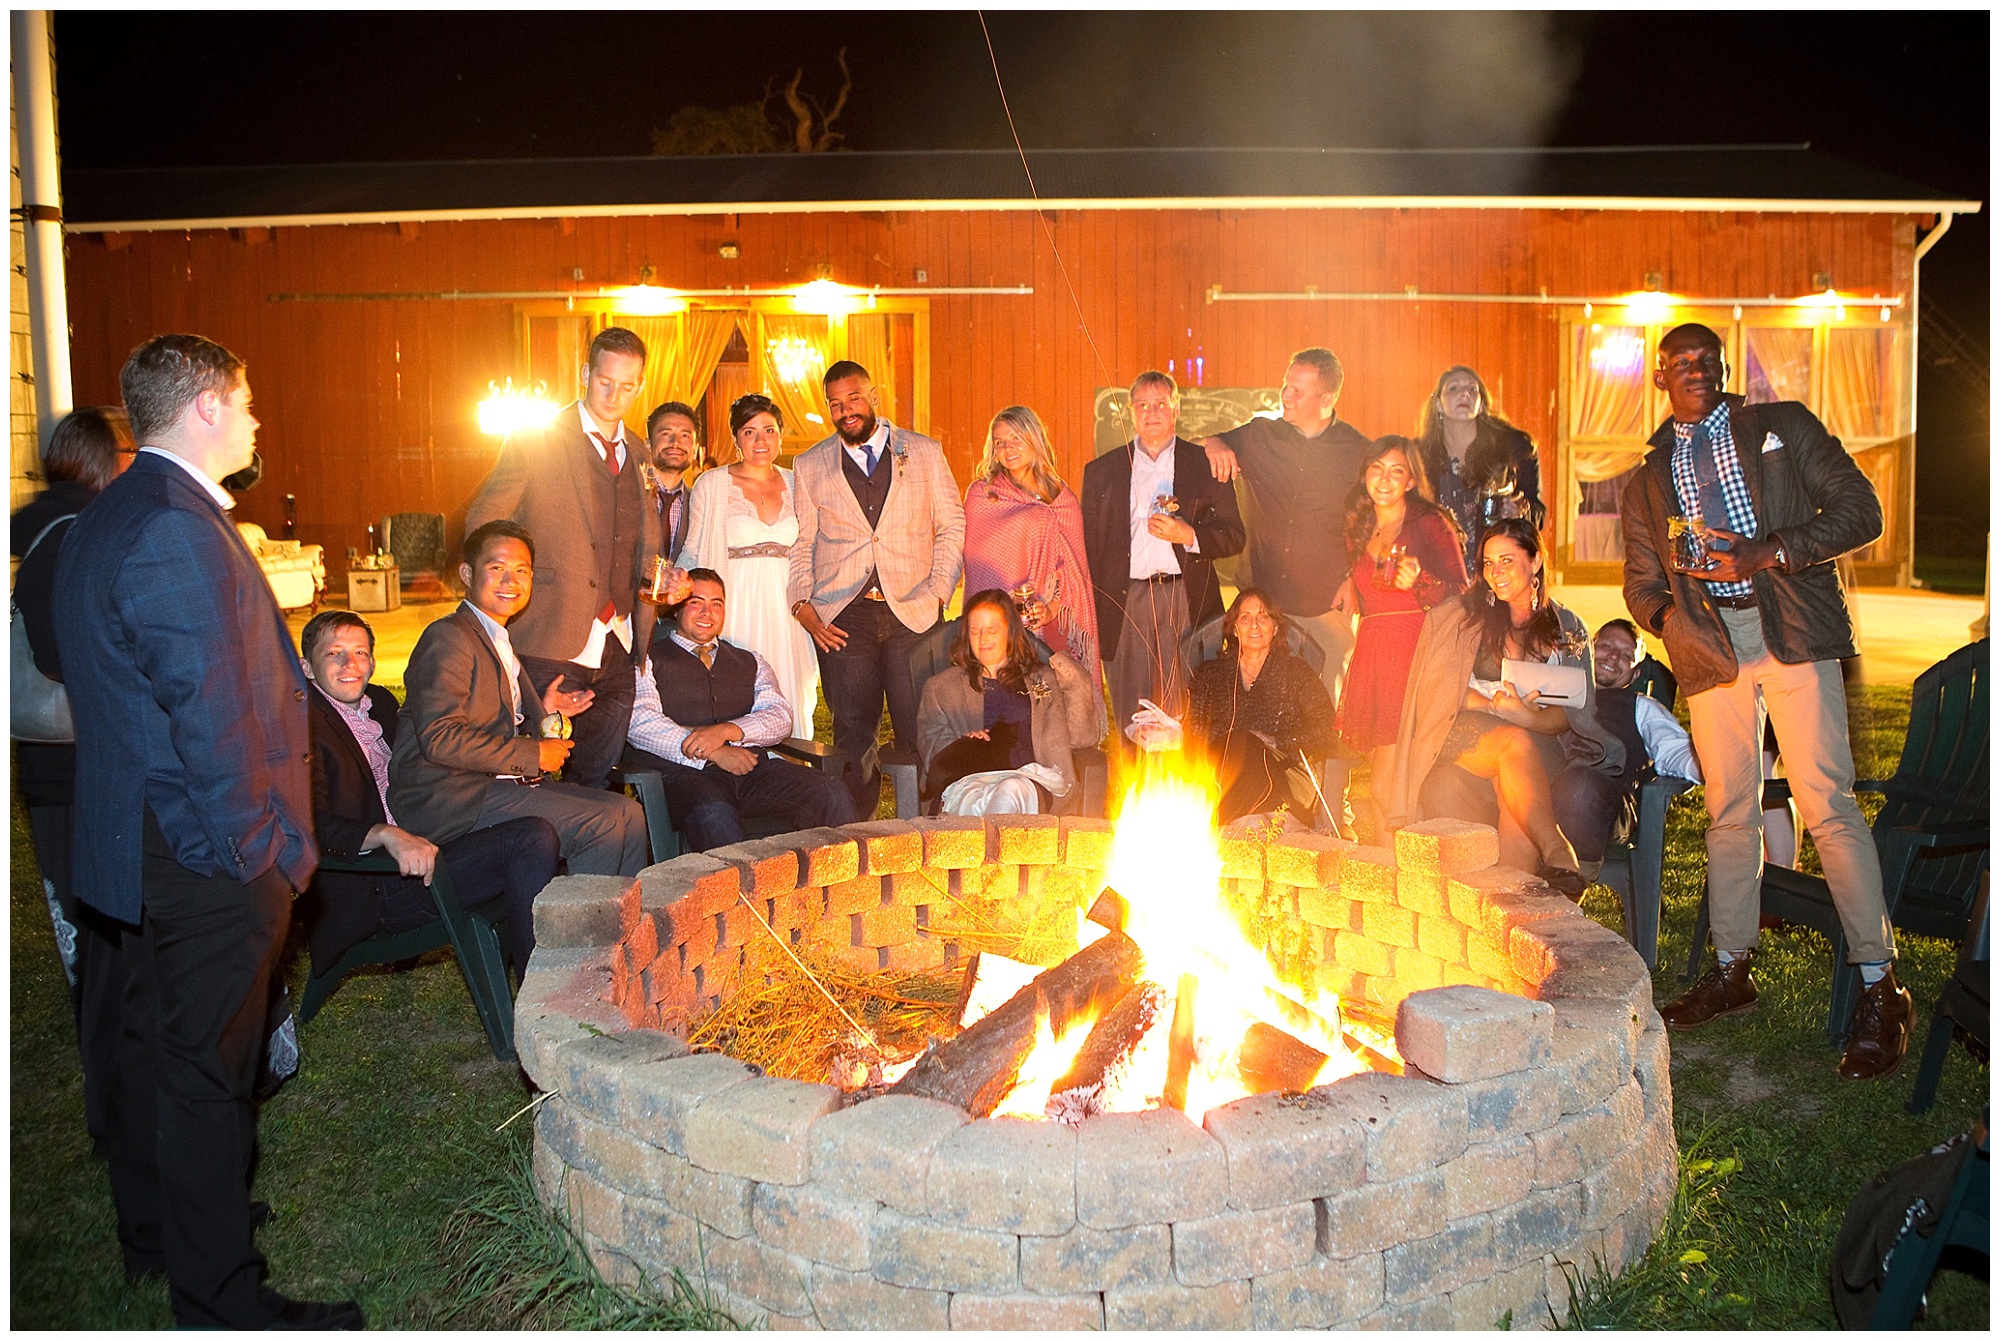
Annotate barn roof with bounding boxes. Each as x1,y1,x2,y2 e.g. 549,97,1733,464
63,144,1980,233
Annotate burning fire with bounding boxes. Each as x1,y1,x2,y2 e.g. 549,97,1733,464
1021,757,1369,1125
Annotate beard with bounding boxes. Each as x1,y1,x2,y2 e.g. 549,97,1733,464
835,409,879,447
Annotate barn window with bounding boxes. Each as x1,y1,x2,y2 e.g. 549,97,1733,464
1555,310,1909,581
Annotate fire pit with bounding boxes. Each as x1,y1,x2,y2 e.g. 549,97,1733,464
515,806,1674,1329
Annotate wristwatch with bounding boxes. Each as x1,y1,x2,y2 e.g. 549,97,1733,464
1770,540,1789,572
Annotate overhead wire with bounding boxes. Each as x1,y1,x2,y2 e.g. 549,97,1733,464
977,10,1111,387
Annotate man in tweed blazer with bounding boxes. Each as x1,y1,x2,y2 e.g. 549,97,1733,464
466,327,664,792
53,335,359,1327
787,360,965,815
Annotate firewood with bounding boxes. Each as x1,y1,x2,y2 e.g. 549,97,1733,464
953,951,1043,1028
1086,887,1129,934
1045,982,1167,1125
1162,972,1199,1111
1236,1020,1329,1093
892,931,1143,1116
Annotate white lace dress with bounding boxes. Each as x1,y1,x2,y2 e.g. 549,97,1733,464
720,480,819,740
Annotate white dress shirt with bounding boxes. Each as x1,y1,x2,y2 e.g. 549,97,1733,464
628,631,795,770
1127,438,1197,579
464,600,525,728
141,445,236,510
1634,693,1703,784
573,402,634,669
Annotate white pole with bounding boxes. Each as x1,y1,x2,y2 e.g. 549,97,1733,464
13,9,73,451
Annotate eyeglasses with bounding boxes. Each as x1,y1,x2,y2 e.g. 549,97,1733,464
1131,400,1175,414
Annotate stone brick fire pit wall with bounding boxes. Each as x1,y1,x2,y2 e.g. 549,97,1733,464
514,816,1676,1330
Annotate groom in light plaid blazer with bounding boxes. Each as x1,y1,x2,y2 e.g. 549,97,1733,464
788,360,965,816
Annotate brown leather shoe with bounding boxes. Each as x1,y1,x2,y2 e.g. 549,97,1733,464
1660,954,1758,1030
1837,969,1915,1081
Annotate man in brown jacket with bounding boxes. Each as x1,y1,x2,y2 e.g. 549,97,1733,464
1621,322,1903,1081
466,327,664,790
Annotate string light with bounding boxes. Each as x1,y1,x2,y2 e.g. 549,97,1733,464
477,378,560,436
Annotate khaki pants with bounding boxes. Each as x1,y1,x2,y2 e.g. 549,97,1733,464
1686,606,1891,961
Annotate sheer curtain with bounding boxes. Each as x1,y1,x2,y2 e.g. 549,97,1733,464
756,314,832,444
847,313,897,424
1744,326,1813,404
621,311,744,427
1570,325,1647,440
1823,327,1893,441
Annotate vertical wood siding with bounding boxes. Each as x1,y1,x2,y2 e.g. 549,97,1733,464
63,208,1914,567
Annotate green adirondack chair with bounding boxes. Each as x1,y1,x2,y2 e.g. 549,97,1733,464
1686,638,1990,1045
300,851,518,1063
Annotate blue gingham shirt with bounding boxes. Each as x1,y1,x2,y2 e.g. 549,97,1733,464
1669,400,1758,599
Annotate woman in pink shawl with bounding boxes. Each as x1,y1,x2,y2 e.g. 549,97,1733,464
962,406,1101,686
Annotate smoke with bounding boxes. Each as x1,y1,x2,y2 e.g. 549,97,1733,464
958,11,1584,173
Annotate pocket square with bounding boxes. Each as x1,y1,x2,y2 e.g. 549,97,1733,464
1761,432,1785,454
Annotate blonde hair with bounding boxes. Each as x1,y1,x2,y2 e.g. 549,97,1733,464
977,405,1065,499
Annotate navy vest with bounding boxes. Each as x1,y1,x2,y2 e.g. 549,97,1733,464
651,637,757,728
840,441,892,529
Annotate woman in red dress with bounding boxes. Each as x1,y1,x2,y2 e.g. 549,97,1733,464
1334,435,1468,831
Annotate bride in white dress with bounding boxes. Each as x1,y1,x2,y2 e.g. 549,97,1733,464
673,393,820,739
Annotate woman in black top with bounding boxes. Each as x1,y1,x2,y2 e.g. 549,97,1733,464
1414,366,1546,575
1186,588,1337,826
12,408,133,1117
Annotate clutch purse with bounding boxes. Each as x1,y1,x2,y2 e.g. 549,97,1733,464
1499,658,1588,708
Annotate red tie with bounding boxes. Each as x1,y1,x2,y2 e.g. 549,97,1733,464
592,432,620,622
592,431,621,477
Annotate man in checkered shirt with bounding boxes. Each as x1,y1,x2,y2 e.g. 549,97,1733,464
1620,322,1905,1082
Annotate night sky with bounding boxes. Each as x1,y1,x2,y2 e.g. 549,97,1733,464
49,9,1990,525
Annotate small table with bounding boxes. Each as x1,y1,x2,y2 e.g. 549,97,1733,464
347,561,401,612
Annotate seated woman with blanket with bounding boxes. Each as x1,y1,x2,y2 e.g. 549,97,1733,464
1380,519,1594,896
916,589,1102,815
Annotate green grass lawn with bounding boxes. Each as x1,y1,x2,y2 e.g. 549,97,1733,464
10,684,1988,1327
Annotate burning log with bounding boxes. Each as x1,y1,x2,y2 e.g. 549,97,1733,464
1086,886,1129,934
1045,982,1167,1125
1161,972,1199,1111
1236,1021,1329,1093
952,951,1043,1028
892,931,1143,1116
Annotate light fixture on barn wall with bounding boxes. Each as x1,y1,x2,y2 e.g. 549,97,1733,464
790,276,866,316
477,377,560,436
612,264,688,316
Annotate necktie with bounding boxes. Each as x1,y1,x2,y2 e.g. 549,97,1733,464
592,431,621,478
698,643,716,670
862,442,879,476
592,432,621,623
1688,423,1732,531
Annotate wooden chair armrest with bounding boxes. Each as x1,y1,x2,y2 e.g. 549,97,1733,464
1896,820,1989,850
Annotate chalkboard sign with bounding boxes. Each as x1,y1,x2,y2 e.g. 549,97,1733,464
1090,386,1280,587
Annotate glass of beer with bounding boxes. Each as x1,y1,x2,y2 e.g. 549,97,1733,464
640,555,683,605
1667,515,1717,573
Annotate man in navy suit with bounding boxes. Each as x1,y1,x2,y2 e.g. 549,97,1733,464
54,334,362,1328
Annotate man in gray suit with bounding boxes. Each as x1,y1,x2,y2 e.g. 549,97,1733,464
466,327,664,791
390,520,648,877
788,360,965,816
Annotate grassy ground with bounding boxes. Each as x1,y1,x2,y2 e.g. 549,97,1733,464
9,684,1988,1328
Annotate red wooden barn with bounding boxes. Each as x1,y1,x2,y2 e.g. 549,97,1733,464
59,146,1977,585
